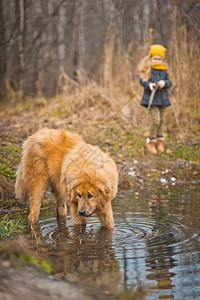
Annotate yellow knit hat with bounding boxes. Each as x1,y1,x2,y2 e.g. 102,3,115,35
148,44,167,60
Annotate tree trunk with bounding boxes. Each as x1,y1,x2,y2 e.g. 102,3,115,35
18,0,25,99
0,0,6,90
78,0,85,70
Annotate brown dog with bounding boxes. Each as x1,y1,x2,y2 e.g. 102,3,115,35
15,128,118,228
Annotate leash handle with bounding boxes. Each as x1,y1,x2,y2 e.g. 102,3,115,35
147,82,159,111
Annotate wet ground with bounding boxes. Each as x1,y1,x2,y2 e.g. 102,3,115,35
17,184,200,300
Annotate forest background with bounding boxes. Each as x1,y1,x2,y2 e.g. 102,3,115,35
0,0,200,154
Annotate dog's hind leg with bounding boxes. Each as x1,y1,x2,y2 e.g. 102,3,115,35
28,190,46,223
25,160,49,223
28,180,48,223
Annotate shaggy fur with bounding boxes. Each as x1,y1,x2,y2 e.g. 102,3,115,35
15,128,118,228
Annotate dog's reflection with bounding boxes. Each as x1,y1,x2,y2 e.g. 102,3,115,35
30,221,121,292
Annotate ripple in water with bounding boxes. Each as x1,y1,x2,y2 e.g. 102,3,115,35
38,208,199,256
33,189,200,300
114,214,199,252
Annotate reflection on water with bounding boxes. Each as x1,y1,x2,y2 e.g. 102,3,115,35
26,185,200,299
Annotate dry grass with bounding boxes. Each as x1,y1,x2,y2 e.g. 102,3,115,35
53,33,148,130
167,25,200,137
2,27,199,140
55,27,199,138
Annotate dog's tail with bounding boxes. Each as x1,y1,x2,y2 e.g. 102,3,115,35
15,161,27,201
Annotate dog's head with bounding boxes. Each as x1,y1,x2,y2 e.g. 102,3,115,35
67,181,112,217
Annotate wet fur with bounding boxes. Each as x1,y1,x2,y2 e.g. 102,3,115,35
15,128,118,228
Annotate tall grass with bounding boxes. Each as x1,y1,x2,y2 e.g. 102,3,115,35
3,25,199,138
55,26,200,138
56,32,146,128
168,24,200,136
100,26,200,136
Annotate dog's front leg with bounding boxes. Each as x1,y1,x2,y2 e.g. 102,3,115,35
56,202,67,225
56,196,67,216
97,202,114,229
56,197,67,226
70,202,87,225
52,184,67,225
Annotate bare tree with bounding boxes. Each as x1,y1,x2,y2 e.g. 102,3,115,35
0,0,6,89
18,0,25,98
0,0,199,98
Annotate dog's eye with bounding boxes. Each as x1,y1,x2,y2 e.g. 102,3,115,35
77,193,81,198
88,193,93,199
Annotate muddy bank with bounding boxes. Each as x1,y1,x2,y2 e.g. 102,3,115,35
0,263,113,300
118,156,200,189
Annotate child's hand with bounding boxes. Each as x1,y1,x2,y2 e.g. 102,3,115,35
149,83,156,91
158,80,166,88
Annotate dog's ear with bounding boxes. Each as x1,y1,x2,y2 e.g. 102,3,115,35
67,187,76,203
62,174,77,203
98,186,112,205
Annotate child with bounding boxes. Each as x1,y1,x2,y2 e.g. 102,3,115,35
138,44,172,154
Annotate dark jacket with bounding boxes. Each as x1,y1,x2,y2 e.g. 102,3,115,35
140,69,172,107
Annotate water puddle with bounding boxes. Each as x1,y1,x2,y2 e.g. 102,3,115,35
22,185,200,299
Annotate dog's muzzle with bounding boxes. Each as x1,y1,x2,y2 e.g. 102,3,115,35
79,210,93,217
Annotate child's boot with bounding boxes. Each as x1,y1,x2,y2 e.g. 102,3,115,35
157,137,165,152
146,138,157,155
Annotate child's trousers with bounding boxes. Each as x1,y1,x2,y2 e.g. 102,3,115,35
149,106,166,138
